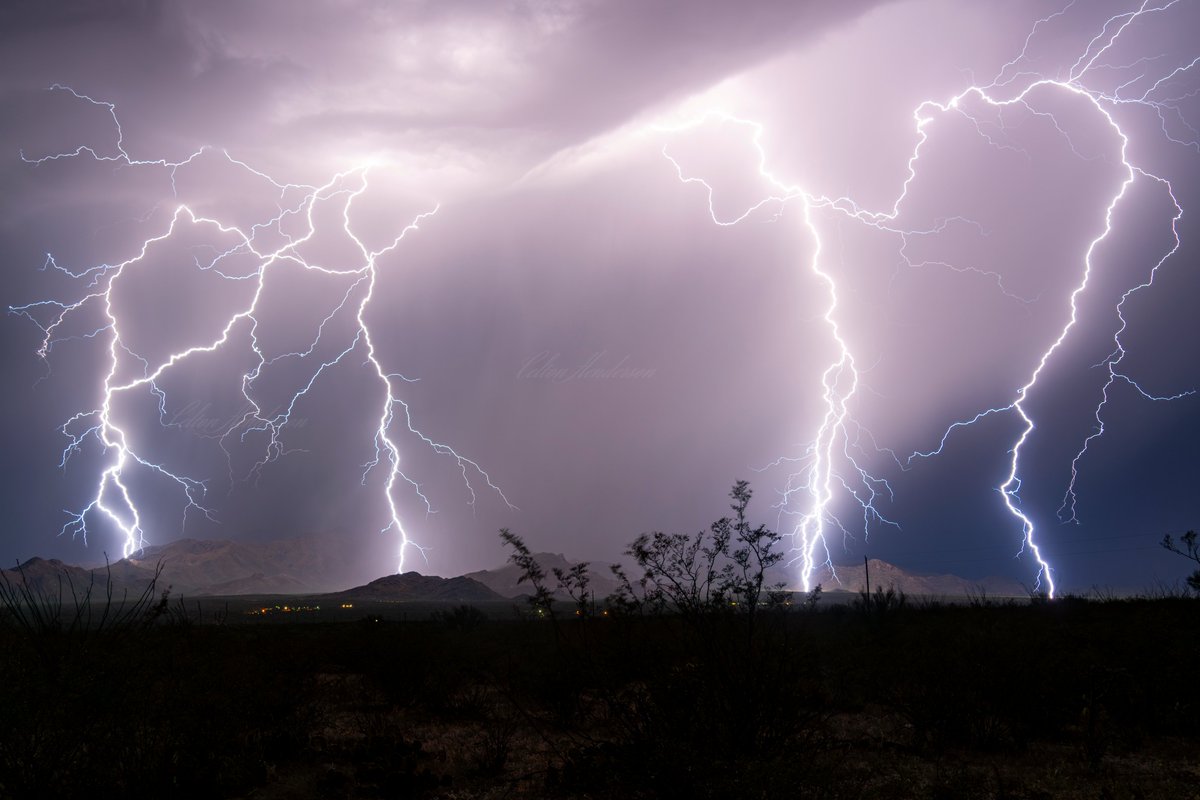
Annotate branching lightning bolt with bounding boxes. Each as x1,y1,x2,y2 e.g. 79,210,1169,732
907,0,1197,597
11,85,512,569
659,0,1197,594
655,115,903,591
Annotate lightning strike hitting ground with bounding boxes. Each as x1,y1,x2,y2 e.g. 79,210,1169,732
659,0,1196,594
10,86,512,568
654,111,907,591
9,3,1195,591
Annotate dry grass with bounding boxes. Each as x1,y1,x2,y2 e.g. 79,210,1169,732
1,592,1197,799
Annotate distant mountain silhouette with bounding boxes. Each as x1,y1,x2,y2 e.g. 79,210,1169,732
4,541,1028,601
4,551,503,604
464,551,619,600
3,536,362,598
335,572,502,603
805,559,1027,597
120,537,359,595
465,553,1027,600
1,557,106,596
202,572,314,596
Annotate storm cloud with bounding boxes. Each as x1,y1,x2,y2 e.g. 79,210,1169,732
2,0,1197,592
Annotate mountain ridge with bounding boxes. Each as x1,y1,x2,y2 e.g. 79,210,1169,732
334,572,502,603
3,539,1028,600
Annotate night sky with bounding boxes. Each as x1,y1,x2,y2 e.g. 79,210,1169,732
2,0,1198,593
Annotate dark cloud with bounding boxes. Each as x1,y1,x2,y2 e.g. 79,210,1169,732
1,1,885,171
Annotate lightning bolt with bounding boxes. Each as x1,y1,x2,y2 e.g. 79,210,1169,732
11,2,1195,591
907,0,1196,597
654,115,902,591
10,85,512,569
658,0,1196,595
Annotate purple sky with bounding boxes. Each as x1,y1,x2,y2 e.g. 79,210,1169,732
2,0,1198,592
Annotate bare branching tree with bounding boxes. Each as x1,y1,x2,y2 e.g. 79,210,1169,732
1160,530,1200,594
498,528,555,617
552,562,592,617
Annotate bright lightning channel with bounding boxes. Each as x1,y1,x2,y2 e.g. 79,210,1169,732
654,114,901,592
10,85,512,569
658,0,1196,595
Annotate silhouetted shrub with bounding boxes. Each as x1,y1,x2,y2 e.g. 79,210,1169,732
1161,530,1200,593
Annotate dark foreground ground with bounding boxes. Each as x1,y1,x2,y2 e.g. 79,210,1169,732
1,595,1197,799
